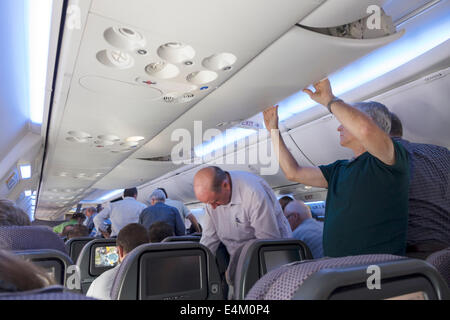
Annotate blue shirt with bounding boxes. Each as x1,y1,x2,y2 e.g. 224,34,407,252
139,202,186,236
292,219,324,259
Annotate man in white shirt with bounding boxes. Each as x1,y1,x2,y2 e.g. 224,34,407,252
157,188,202,233
194,166,292,260
86,223,149,300
94,188,147,237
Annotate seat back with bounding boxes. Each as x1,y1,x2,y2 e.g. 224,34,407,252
65,237,95,263
0,226,67,254
426,247,450,288
0,285,95,300
233,239,312,300
110,242,223,300
76,238,117,294
246,254,450,300
162,235,201,242
14,249,73,286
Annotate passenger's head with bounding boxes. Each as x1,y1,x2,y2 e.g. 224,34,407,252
84,207,97,217
389,112,403,138
279,196,294,212
61,225,75,237
150,189,166,205
0,199,31,226
71,212,85,224
123,187,138,199
193,166,231,209
116,223,149,262
284,200,312,231
148,222,175,243
157,188,168,199
338,101,391,148
67,224,89,239
0,249,55,293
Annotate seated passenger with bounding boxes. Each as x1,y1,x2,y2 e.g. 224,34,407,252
0,199,31,226
139,189,185,236
86,223,149,300
263,78,410,257
278,195,294,212
53,212,85,235
0,249,55,292
66,224,89,240
284,200,324,259
390,112,450,259
157,188,202,233
148,221,175,243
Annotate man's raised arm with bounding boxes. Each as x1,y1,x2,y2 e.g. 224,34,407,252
263,105,328,188
303,79,395,165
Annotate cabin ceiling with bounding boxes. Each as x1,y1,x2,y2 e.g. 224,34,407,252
29,0,450,220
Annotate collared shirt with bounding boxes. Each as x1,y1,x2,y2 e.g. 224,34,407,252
83,213,100,237
292,219,324,259
394,138,450,246
94,197,147,237
200,171,292,258
86,265,119,300
139,202,186,236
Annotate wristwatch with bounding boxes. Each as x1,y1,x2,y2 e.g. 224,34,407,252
326,97,342,113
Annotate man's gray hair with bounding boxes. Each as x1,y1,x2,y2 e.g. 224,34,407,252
353,101,392,134
150,189,166,202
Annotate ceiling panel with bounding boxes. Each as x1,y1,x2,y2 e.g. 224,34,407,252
38,0,326,218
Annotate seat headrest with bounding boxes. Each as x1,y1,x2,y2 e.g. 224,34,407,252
0,226,67,254
246,254,406,300
0,285,95,300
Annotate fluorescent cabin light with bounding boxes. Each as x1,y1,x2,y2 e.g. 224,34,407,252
20,165,32,179
28,0,53,124
96,189,125,202
194,12,450,156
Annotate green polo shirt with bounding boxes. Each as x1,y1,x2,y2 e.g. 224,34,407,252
319,140,410,257
53,219,78,234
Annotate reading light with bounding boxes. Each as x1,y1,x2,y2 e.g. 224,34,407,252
28,0,53,124
20,164,32,179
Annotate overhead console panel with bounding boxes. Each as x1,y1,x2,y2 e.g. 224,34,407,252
135,23,403,160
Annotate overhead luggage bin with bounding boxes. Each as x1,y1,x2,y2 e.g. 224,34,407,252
300,0,387,28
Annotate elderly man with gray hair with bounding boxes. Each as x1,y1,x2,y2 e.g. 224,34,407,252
284,200,324,259
263,78,410,257
138,189,185,236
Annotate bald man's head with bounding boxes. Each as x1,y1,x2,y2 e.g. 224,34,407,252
284,200,312,231
194,166,231,209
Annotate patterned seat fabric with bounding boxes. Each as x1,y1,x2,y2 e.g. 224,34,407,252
246,254,405,300
0,226,67,254
426,247,450,288
0,285,95,300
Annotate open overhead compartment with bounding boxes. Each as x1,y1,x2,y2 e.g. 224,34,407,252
287,114,354,166
300,0,387,28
